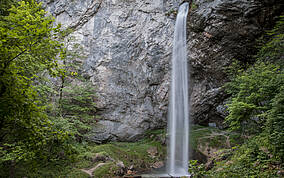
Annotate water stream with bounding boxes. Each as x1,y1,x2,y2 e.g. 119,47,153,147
167,2,190,177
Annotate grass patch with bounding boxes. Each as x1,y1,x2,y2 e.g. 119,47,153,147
93,162,119,178
79,131,166,177
90,140,166,170
207,135,227,148
9,161,89,178
2,130,166,177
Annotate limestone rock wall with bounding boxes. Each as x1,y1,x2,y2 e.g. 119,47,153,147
43,0,282,142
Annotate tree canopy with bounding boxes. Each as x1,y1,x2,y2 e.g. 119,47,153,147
0,0,70,167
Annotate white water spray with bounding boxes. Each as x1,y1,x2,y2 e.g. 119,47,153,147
167,2,190,177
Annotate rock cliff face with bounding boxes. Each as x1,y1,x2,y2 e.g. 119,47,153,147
43,0,282,142
187,0,282,126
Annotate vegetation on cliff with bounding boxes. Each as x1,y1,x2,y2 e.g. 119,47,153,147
189,16,284,178
223,15,283,175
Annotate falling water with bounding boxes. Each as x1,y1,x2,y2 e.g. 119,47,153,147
167,2,190,177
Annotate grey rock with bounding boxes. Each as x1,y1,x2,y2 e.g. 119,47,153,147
208,123,217,128
45,0,282,142
116,161,125,169
216,103,228,119
92,153,109,163
188,0,282,126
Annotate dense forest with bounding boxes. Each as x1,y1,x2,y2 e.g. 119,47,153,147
0,0,283,177
0,0,98,176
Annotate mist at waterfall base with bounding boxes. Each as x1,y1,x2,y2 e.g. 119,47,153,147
167,2,190,177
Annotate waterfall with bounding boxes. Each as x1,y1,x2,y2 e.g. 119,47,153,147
167,2,190,177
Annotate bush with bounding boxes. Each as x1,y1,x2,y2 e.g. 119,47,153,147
225,62,283,134
225,16,284,135
60,81,98,141
219,15,284,177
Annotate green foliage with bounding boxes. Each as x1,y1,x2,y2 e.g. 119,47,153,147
225,16,284,135
188,160,206,178
61,83,96,116
54,35,98,142
90,141,165,169
265,86,284,161
0,0,17,16
0,0,65,77
191,1,198,10
165,9,177,16
207,136,282,178
60,81,98,141
92,162,119,178
190,125,243,151
257,16,284,64
225,62,283,134
218,16,284,177
0,155,89,177
0,0,72,171
32,26,98,145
